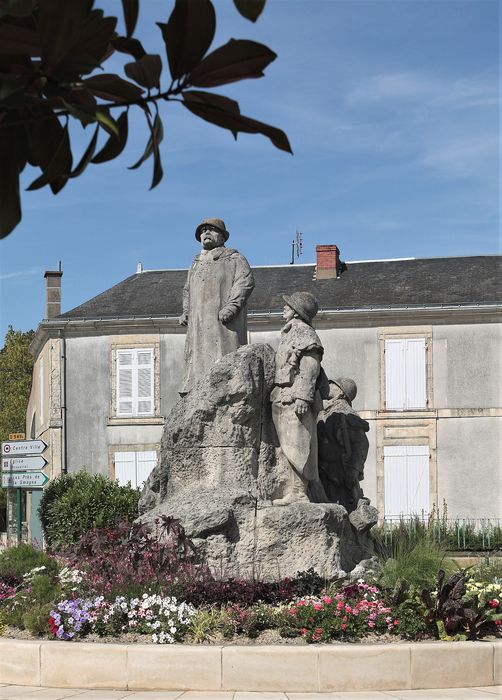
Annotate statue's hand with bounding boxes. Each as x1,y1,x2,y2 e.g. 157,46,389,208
295,398,310,416
219,307,235,324
179,313,188,326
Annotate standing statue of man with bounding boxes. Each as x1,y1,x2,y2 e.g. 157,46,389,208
317,378,370,511
179,218,255,394
270,291,329,505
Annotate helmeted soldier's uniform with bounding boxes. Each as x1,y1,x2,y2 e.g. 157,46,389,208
271,292,329,504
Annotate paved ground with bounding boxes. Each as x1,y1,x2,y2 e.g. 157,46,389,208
0,687,501,699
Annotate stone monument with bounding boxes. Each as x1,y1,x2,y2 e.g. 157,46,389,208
139,229,376,579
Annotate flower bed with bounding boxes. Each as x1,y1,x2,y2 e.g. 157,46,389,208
1,519,501,646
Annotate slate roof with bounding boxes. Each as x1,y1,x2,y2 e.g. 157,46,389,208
59,255,502,320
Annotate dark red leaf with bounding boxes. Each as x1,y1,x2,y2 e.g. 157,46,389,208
55,10,117,78
92,109,128,163
157,0,215,80
69,124,99,177
0,121,27,238
27,122,73,193
121,0,139,37
0,72,26,107
38,0,91,72
0,0,33,19
84,73,144,102
233,0,266,22
112,36,146,60
189,39,276,87
0,158,21,238
129,110,163,172
125,54,162,89
0,22,39,55
182,89,292,153
182,89,240,136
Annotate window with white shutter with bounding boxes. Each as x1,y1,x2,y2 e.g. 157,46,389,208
114,450,157,489
385,338,426,410
384,445,429,518
116,348,154,416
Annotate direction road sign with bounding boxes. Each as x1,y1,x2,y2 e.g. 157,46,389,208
2,456,48,472
2,472,49,488
1,439,47,456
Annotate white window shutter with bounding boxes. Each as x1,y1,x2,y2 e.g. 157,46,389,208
136,451,157,489
114,451,136,487
117,351,134,415
384,445,429,518
384,445,408,518
136,350,154,415
406,445,429,514
405,339,426,409
385,339,406,410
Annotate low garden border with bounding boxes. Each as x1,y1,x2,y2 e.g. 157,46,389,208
1,638,501,692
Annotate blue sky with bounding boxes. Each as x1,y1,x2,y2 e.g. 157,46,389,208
0,0,499,339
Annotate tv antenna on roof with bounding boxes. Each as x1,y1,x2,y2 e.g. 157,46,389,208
290,230,303,265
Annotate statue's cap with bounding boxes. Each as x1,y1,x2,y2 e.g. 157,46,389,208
330,377,357,403
195,218,229,242
282,291,319,325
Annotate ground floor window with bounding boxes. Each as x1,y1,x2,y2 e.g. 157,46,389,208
383,444,429,519
114,450,157,489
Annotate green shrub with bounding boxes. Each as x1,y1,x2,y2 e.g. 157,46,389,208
394,597,428,639
2,574,61,634
0,543,57,580
38,470,140,550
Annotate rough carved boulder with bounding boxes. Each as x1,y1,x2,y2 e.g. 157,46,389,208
138,343,374,579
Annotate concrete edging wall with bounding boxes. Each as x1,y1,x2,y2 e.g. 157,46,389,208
1,638,501,692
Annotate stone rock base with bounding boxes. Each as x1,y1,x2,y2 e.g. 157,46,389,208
139,491,374,579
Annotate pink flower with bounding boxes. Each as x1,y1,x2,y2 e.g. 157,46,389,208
336,601,344,610
313,602,323,611
488,599,499,609
341,623,347,631
393,619,400,626
367,621,375,628
322,595,333,605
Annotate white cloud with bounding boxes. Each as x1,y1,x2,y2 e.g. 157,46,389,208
0,268,41,281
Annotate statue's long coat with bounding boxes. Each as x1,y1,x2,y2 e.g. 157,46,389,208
271,319,324,481
181,246,254,393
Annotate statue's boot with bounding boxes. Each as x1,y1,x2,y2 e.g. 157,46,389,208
272,468,309,506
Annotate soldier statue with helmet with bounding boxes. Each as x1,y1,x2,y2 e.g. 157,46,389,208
317,376,370,512
270,291,330,505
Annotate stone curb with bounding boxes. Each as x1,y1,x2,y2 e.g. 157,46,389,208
1,639,501,692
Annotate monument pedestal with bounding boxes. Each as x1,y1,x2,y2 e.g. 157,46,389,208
138,343,376,580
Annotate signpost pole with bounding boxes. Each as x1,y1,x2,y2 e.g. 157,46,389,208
16,488,21,544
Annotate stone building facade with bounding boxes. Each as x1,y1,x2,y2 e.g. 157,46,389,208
23,251,502,540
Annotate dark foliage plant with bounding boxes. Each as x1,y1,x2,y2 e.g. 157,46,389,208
64,515,199,594
0,0,290,238
421,569,502,641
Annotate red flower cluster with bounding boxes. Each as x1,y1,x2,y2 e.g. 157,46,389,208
48,615,58,637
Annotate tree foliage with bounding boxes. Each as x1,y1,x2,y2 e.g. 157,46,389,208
0,0,291,238
0,326,34,442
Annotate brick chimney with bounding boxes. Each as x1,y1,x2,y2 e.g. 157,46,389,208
316,245,340,280
44,263,63,318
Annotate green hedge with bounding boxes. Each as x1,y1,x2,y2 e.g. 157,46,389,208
38,470,140,550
